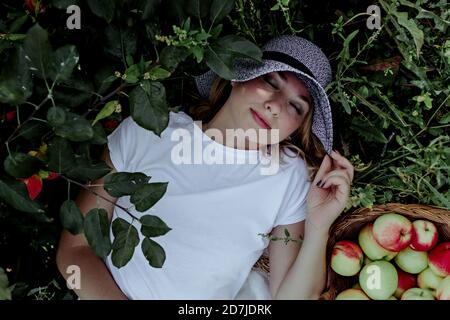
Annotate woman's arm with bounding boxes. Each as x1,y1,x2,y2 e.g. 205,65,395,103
272,220,328,300
56,147,128,300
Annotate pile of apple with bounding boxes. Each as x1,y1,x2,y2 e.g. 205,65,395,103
330,213,450,300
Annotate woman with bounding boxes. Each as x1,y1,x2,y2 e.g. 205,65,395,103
56,35,354,300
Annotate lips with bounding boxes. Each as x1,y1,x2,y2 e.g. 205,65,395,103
250,109,271,129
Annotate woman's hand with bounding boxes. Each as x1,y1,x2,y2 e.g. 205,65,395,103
306,150,354,232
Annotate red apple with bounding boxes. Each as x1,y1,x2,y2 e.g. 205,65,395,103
373,213,412,251
331,240,364,276
394,268,417,298
410,220,439,251
358,223,397,261
428,242,450,277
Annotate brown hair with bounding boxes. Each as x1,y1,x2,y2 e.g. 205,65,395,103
188,76,327,181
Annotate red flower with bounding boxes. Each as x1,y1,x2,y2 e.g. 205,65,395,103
25,0,46,14
46,172,59,180
20,175,43,200
5,111,16,121
103,119,119,129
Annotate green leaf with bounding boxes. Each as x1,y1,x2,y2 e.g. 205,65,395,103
0,47,33,105
0,268,12,300
140,215,172,237
159,46,190,70
111,218,140,268
210,0,235,24
48,45,79,83
47,106,67,127
87,0,115,22
54,112,94,142
23,24,52,79
124,65,140,84
218,35,263,63
52,75,94,108
104,172,151,197
4,152,43,178
350,117,388,143
129,81,169,136
91,122,107,145
51,0,80,9
130,182,168,212
48,136,75,174
147,66,171,80
204,46,235,80
284,228,290,237
104,26,137,60
84,208,111,258
190,46,204,63
439,112,450,124
60,200,84,235
92,100,119,126
0,179,45,214
393,11,424,57
65,158,111,182
17,120,50,142
141,237,165,268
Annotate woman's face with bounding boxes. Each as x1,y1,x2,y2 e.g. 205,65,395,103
224,71,312,145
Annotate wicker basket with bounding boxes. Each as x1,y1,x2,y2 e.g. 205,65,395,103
321,203,450,300
252,203,450,300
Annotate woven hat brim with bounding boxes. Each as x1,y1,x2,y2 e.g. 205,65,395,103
194,59,333,154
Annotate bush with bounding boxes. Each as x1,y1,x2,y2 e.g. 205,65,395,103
0,0,448,299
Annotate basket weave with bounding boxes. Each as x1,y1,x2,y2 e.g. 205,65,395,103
252,203,450,300
321,203,450,300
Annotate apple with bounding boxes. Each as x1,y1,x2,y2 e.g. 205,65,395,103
336,288,370,300
418,267,443,292
395,247,428,274
436,276,450,300
331,240,364,276
364,256,373,265
428,242,450,277
401,288,434,300
388,296,397,300
358,223,397,261
352,283,361,289
410,220,439,251
394,268,416,298
373,213,412,251
359,261,398,300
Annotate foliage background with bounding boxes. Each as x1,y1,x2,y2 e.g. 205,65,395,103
0,0,448,299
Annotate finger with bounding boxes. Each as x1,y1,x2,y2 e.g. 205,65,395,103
318,169,351,187
320,175,351,195
330,151,354,181
312,154,332,185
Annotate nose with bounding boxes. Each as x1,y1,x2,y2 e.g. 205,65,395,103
264,98,282,117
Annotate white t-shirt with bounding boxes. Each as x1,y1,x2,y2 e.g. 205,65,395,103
104,111,311,299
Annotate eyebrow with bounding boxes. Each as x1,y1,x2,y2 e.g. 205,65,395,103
276,72,312,107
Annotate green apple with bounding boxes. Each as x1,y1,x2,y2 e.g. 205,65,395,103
395,247,428,274
358,223,397,261
401,288,434,300
331,240,364,276
336,288,370,300
388,296,397,300
418,267,443,292
359,261,398,300
436,276,450,300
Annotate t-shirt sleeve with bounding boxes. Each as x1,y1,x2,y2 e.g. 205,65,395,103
106,116,141,172
273,160,311,226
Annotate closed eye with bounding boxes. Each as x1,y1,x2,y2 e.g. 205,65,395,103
290,102,302,115
262,74,278,89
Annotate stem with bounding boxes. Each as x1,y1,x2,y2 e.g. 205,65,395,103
82,82,126,118
4,96,49,146
61,175,140,221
